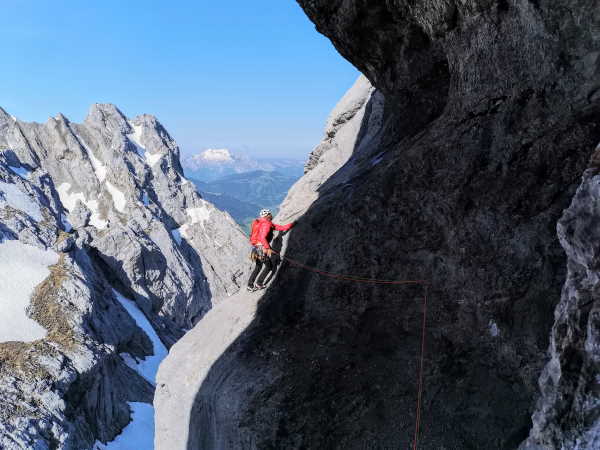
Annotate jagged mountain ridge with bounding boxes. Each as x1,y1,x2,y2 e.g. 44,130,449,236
158,1,600,449
0,104,249,449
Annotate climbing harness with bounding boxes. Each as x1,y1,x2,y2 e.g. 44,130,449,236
270,250,429,450
249,245,267,262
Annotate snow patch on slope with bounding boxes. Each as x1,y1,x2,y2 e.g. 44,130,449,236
0,181,43,221
113,289,167,384
128,122,163,167
56,182,107,229
128,123,145,154
0,240,58,342
171,228,183,245
187,205,211,225
8,165,31,179
105,181,127,213
145,152,163,167
179,203,212,238
93,402,155,450
87,149,107,182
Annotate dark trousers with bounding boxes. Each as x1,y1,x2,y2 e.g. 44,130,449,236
248,255,274,287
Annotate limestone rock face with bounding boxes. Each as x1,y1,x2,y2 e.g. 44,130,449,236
171,1,600,449
0,104,249,448
521,154,600,449
154,76,383,450
278,74,384,223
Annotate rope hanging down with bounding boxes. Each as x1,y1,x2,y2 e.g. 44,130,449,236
270,250,429,450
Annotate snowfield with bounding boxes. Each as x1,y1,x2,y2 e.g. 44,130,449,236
0,239,58,342
8,165,31,179
86,147,108,182
56,182,108,229
128,122,163,167
105,181,127,213
0,180,43,222
180,203,212,238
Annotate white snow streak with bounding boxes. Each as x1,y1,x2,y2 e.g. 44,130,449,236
87,149,107,182
113,289,167,384
145,152,163,167
178,203,212,238
171,228,183,245
0,181,43,221
129,123,145,152
128,122,163,166
186,205,211,225
56,183,107,229
105,181,127,213
61,214,73,232
0,240,58,342
93,402,154,450
8,165,31,179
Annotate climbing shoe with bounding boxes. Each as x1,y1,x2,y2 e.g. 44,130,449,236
246,286,257,292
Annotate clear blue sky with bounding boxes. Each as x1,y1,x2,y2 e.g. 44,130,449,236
2,1,359,158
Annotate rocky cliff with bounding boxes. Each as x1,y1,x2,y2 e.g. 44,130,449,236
521,150,600,449
154,74,383,450
163,1,600,449
0,105,248,449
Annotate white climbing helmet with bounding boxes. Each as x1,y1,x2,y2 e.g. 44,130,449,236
259,208,272,217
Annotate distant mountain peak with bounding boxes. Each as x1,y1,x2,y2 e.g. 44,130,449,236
182,149,305,182
196,148,235,163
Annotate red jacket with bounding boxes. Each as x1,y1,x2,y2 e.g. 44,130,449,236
250,217,293,250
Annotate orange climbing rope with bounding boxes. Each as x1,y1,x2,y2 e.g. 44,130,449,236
270,250,429,450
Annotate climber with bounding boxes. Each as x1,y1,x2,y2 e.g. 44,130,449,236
247,208,294,292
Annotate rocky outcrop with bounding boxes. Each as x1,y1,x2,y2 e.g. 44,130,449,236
278,74,384,223
170,1,600,449
521,150,600,449
154,76,380,450
0,105,248,448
